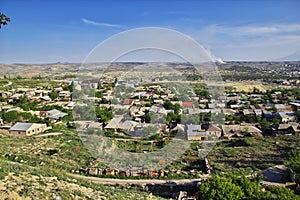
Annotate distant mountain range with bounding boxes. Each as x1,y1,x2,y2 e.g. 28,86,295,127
279,50,300,61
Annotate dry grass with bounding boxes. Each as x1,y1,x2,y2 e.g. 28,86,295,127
224,81,292,92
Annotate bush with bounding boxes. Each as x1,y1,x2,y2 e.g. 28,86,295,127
199,175,244,200
199,175,298,200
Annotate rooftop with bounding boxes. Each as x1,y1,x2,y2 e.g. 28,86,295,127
9,122,33,131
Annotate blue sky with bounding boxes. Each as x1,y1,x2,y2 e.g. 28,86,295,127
0,0,300,63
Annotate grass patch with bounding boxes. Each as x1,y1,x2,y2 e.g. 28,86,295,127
208,135,300,175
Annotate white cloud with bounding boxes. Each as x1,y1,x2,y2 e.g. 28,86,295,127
81,18,125,28
194,23,300,61
237,24,300,35
207,23,300,35
211,34,300,61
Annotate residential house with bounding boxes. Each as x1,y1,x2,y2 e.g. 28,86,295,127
111,104,130,115
254,109,263,116
182,102,194,108
218,95,227,102
199,99,209,103
274,104,286,111
0,91,12,99
54,87,63,92
208,103,226,109
187,108,201,115
262,110,273,119
290,102,300,111
66,102,76,109
210,108,222,114
44,109,68,121
104,117,122,130
11,93,23,101
153,99,164,105
277,111,296,123
275,123,300,135
290,123,300,135
199,109,211,113
9,122,50,136
87,168,102,176
242,109,254,115
186,124,207,140
223,109,238,115
230,104,240,109
186,124,221,140
40,96,51,102
265,103,275,110
206,124,222,138
118,120,137,132
34,90,48,98
58,91,71,100
123,99,134,105
254,104,263,109
222,125,262,138
75,121,103,130
105,117,136,132
275,124,294,135
167,93,175,99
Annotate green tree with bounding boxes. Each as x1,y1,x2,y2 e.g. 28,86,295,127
49,91,59,100
196,90,210,98
173,103,180,114
266,186,299,200
166,112,181,123
289,149,300,173
3,110,19,123
232,176,262,199
199,175,244,200
95,91,103,98
296,110,300,122
144,111,151,123
95,107,113,123
260,118,270,132
163,100,173,110
0,13,10,29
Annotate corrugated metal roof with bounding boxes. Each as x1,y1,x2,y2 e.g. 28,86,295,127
187,124,205,136
48,109,67,120
9,122,33,131
105,117,122,129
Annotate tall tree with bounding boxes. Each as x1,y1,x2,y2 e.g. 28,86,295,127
0,13,10,29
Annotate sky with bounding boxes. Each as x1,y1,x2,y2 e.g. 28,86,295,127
0,0,300,63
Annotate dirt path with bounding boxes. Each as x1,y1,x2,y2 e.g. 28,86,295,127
34,132,63,138
1,81,12,88
68,173,207,186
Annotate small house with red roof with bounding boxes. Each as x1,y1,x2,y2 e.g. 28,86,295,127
182,102,194,108
123,99,134,105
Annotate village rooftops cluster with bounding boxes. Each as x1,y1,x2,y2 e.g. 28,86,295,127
0,75,299,139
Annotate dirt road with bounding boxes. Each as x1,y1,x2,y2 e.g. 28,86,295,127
68,173,206,186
